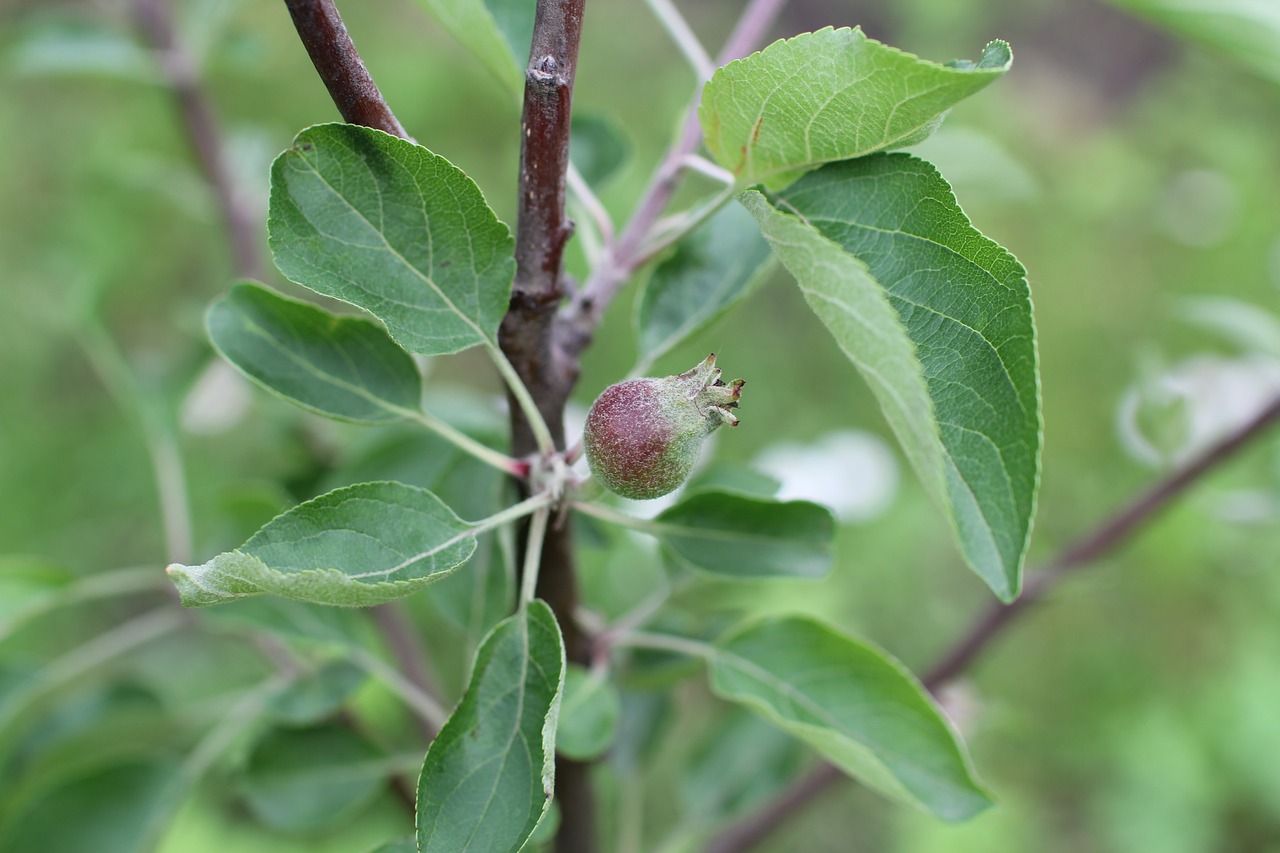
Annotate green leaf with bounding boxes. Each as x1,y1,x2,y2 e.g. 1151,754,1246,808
320,426,512,638
636,203,774,363
268,123,515,356
0,563,163,645
267,659,367,725
207,282,422,423
682,709,802,826
571,113,630,187
416,600,566,853
166,481,480,607
741,154,1040,600
240,723,390,833
485,0,536,78
650,490,835,579
1107,0,1280,85
0,557,71,634
0,760,179,853
409,0,524,96
7,19,159,83
699,27,1012,188
709,616,992,821
556,665,621,761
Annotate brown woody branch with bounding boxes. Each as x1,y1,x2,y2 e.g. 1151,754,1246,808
501,3,594,851
283,0,410,139
706,393,1280,853
134,0,263,279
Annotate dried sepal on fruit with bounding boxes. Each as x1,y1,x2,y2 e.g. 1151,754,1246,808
584,354,744,500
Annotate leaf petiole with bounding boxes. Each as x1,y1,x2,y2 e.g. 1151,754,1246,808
518,506,552,608
487,343,557,458
635,184,736,269
398,407,530,477
612,630,715,661
644,0,715,81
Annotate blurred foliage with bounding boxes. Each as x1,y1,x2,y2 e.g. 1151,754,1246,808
2,0,1280,851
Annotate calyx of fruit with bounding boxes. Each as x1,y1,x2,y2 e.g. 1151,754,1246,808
583,354,744,500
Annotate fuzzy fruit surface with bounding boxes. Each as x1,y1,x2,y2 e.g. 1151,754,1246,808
584,355,743,500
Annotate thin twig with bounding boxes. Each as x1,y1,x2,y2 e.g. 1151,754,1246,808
369,603,446,740
282,0,411,139
567,162,615,243
134,0,263,279
79,318,195,566
924,392,1280,690
349,647,449,734
703,393,1280,853
0,608,186,738
559,0,785,350
645,0,715,81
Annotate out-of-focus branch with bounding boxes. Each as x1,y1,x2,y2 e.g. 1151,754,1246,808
705,393,1280,853
369,603,446,740
134,0,263,279
282,0,411,139
923,391,1280,689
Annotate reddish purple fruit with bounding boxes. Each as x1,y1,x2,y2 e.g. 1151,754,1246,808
584,354,744,500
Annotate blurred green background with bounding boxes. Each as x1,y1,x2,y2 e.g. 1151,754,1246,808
2,0,1280,851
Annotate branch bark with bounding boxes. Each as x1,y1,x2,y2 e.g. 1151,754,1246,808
282,0,410,139
500,3,594,850
134,0,263,279
704,393,1280,853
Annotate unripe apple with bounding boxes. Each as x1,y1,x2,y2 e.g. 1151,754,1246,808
584,354,744,500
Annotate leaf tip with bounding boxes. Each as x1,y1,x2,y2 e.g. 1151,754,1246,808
163,562,203,608
980,39,1013,70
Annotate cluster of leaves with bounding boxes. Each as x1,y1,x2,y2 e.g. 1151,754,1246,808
136,22,1043,850
7,0,1280,850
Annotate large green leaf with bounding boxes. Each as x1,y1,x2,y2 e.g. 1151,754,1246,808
166,482,480,607
742,154,1040,600
207,282,422,423
709,617,991,821
416,601,565,853
319,426,511,639
240,723,391,833
268,124,515,356
700,27,1011,189
409,0,528,97
1108,0,1280,85
636,203,774,364
652,490,835,580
